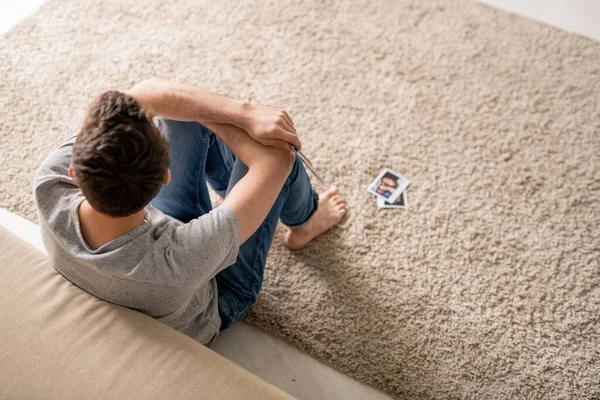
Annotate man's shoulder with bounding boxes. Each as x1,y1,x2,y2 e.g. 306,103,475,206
34,136,77,183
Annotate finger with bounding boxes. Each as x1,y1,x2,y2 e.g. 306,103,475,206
266,138,294,152
278,139,294,152
280,128,302,150
278,115,296,135
281,110,295,128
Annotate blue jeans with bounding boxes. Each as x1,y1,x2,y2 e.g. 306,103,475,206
150,120,319,330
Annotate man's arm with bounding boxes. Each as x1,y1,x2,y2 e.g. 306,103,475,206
202,121,295,245
127,78,302,150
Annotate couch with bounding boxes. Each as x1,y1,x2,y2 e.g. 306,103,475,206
0,225,293,399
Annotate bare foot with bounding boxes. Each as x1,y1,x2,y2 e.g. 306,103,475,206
284,186,347,250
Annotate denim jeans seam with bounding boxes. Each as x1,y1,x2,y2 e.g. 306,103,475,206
222,287,240,316
217,137,233,178
288,155,301,183
248,219,269,284
194,132,208,211
206,130,232,194
233,215,271,315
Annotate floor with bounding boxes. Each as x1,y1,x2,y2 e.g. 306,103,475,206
479,0,600,40
1,1,598,399
2,0,599,40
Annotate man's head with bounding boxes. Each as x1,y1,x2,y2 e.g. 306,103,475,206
381,173,398,189
69,90,170,218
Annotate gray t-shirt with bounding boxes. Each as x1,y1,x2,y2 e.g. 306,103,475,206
32,137,240,345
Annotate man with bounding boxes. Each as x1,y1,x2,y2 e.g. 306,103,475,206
33,78,347,345
376,173,399,199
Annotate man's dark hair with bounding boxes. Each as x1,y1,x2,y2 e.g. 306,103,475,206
382,172,398,187
71,90,169,218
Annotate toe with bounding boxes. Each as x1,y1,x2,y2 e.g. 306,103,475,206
334,198,345,206
324,186,339,198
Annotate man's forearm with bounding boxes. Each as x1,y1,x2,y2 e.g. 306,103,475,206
127,78,251,127
127,78,302,150
204,122,295,244
202,122,273,168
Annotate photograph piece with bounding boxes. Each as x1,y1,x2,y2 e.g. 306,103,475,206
377,190,407,209
367,168,410,204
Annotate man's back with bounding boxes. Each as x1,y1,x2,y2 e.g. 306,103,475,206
33,138,240,345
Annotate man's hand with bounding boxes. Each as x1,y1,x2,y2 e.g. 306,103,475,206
169,77,301,150
241,104,302,151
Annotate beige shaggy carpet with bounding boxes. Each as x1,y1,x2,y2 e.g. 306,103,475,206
1,0,599,398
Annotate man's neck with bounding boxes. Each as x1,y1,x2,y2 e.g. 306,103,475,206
78,200,146,250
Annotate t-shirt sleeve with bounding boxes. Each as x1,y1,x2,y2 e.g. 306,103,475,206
34,135,77,182
32,136,80,224
165,204,240,283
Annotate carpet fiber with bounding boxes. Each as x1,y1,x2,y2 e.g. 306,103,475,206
1,1,599,398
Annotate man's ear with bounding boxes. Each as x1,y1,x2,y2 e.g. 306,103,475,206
68,165,75,180
164,169,171,185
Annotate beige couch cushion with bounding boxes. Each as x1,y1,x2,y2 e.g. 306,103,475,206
0,225,293,400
